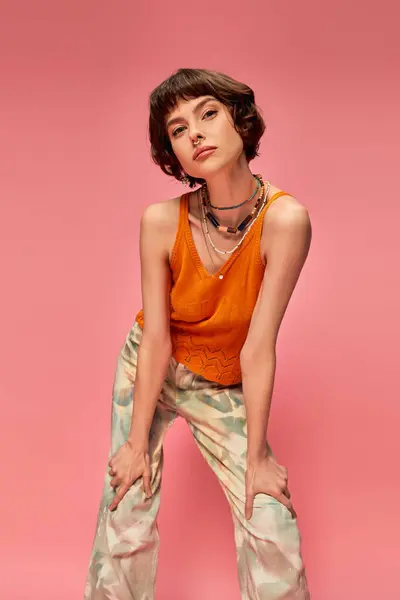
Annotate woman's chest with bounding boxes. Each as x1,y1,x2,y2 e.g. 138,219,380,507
170,252,265,327
167,198,267,277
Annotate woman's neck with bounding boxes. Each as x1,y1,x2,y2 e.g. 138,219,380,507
203,159,263,228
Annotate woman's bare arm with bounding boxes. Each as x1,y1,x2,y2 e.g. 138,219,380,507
128,201,174,449
240,203,312,463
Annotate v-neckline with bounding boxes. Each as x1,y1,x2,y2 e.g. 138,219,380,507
182,192,266,280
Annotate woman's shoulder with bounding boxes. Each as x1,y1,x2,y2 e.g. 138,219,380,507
259,183,310,262
264,183,309,227
268,183,305,210
145,189,200,227
141,193,189,263
141,193,183,227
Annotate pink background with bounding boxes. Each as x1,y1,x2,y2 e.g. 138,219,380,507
1,1,399,599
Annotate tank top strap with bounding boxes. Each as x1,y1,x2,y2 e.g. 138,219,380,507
264,190,291,209
252,190,292,239
261,189,291,215
170,193,189,269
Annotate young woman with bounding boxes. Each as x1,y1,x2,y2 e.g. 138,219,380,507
84,68,312,599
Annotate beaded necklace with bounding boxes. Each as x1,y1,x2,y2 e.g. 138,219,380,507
199,178,271,257
201,174,265,234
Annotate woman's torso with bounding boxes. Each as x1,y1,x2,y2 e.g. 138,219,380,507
135,182,301,385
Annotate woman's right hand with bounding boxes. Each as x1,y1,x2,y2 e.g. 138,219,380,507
108,440,152,511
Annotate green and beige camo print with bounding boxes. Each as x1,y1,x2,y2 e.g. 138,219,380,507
84,321,310,599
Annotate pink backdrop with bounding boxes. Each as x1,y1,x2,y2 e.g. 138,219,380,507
1,1,399,599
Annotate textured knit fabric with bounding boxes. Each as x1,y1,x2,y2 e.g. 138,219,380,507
84,320,310,600
136,189,290,385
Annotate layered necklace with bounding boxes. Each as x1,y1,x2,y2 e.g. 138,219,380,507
199,174,271,258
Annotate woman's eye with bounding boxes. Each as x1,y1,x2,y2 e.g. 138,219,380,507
171,110,216,137
172,127,185,137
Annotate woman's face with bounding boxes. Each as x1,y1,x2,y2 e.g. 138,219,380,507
165,95,245,179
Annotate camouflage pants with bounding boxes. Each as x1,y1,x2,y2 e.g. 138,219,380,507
84,321,310,599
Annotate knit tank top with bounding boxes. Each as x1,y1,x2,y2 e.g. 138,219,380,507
135,189,289,385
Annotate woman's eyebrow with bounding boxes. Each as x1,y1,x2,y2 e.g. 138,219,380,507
166,96,216,129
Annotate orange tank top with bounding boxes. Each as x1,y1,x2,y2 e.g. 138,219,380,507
136,189,289,385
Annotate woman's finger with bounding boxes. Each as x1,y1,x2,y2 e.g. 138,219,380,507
276,473,287,486
277,493,296,518
142,453,152,497
277,464,288,479
109,482,129,511
245,490,255,521
142,473,152,498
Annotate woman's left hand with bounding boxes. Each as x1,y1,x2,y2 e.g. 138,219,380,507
245,454,296,520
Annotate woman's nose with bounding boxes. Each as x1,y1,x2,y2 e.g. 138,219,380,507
189,130,205,144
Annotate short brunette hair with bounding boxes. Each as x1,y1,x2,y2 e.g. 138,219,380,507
148,68,266,188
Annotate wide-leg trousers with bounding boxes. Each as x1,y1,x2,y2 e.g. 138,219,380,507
84,321,310,599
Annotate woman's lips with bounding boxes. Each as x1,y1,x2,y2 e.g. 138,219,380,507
194,148,217,160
